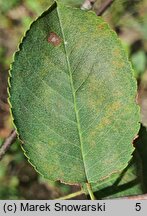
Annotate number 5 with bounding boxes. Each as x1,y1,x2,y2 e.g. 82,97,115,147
135,203,141,211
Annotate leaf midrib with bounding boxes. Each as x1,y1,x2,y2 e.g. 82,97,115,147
57,5,88,182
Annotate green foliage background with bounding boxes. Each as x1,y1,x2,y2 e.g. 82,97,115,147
0,0,147,199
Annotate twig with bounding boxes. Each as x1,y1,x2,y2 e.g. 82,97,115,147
86,183,96,200
0,130,17,160
55,190,84,200
0,99,9,112
96,0,114,16
55,190,147,200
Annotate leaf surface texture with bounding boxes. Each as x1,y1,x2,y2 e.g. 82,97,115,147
9,2,140,184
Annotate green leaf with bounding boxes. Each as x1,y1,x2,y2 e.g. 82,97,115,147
25,0,54,15
89,151,143,198
131,50,146,78
59,0,85,7
9,2,140,185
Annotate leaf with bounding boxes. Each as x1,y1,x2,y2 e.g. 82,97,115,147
131,50,146,78
83,151,143,198
59,0,85,7
25,0,55,15
9,2,140,185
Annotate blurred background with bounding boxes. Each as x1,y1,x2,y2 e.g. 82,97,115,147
0,0,147,199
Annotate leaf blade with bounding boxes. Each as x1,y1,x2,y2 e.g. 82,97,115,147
9,2,140,184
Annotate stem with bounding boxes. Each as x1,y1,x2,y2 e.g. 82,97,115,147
96,0,114,16
0,99,9,112
55,190,84,200
86,183,95,200
0,130,17,160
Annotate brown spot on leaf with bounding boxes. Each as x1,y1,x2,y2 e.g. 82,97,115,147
112,60,124,68
112,48,121,56
98,23,106,30
47,32,62,46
